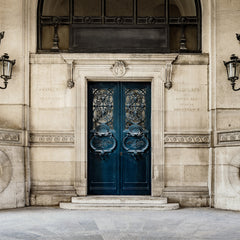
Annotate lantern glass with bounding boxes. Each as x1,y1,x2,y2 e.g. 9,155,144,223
224,55,240,81
3,60,13,79
235,62,240,80
227,61,240,80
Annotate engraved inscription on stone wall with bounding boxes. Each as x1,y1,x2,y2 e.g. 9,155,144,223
37,85,65,108
171,83,202,112
32,65,69,108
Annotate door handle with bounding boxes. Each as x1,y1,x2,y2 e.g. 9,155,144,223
120,152,123,156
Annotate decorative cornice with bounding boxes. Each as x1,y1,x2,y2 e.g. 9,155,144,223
30,53,178,65
218,131,240,145
29,132,74,146
30,53,209,66
164,133,211,147
174,53,209,65
0,129,22,146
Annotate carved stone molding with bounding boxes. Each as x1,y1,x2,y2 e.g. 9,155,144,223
165,133,211,147
30,132,74,146
111,60,127,77
0,129,22,146
218,131,240,145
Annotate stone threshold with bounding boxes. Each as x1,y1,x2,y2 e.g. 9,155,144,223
60,196,179,210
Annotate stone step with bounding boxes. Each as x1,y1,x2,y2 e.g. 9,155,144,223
60,202,179,210
72,196,168,204
59,196,179,210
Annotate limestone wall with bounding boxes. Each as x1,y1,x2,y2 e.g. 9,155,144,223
28,53,210,207
0,0,27,209
213,0,240,211
164,56,210,206
29,59,76,205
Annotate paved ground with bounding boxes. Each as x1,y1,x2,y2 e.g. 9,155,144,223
0,207,240,240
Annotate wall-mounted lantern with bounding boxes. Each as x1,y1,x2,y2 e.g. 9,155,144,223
223,54,240,91
223,34,240,91
0,32,16,90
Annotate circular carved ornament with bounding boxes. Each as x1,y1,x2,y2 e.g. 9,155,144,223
111,60,127,77
228,154,240,195
0,150,12,193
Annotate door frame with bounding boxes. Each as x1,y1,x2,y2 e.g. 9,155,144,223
65,54,177,197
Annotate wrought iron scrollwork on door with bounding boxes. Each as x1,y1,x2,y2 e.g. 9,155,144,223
122,125,149,160
90,88,116,160
125,88,146,128
123,88,149,160
90,124,117,160
92,88,114,129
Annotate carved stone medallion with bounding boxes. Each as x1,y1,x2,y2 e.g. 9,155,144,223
111,60,127,77
0,150,12,193
228,154,240,195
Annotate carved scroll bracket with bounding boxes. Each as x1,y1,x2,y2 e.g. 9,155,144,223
59,58,75,89
67,60,75,89
164,55,178,90
111,60,128,77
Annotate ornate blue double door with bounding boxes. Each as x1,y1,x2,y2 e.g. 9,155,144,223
88,82,151,195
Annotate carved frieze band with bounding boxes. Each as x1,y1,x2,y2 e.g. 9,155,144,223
218,131,240,145
0,129,22,145
164,133,211,147
29,132,74,146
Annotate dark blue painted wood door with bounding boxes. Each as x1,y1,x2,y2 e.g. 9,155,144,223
88,82,151,195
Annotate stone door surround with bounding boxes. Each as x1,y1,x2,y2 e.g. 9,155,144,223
62,54,177,197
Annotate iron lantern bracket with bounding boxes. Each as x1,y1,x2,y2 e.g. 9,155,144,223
0,76,8,89
231,81,240,91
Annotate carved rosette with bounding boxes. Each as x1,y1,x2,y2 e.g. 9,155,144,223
111,60,127,77
0,150,12,193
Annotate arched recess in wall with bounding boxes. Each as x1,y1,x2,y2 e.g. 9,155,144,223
37,0,201,53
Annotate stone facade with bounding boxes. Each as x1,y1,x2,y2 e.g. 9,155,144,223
0,0,240,210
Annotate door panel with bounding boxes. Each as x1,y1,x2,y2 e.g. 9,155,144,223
121,83,151,194
88,82,120,194
88,82,151,195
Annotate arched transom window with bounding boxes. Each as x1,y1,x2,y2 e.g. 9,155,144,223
38,0,201,53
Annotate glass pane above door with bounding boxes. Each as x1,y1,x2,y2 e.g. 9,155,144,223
74,0,101,16
138,0,165,17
